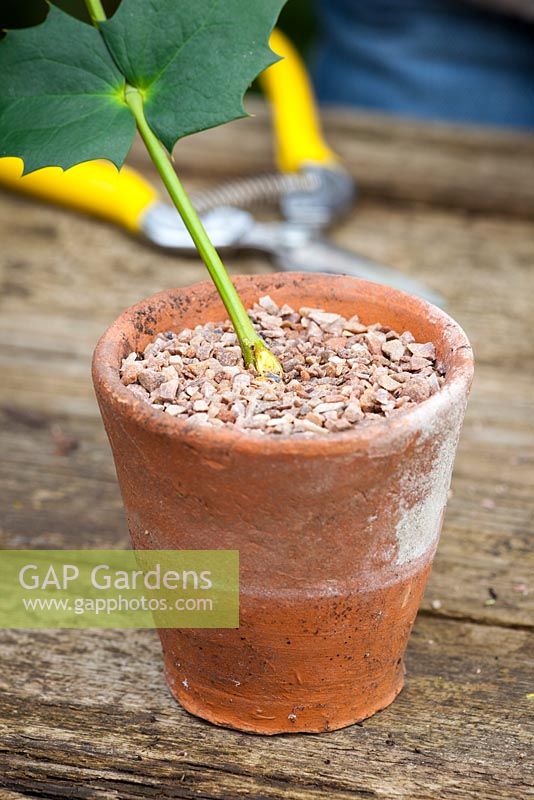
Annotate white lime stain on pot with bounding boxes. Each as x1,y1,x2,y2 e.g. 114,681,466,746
395,417,462,567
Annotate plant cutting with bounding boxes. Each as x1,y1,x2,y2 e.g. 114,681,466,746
0,1,474,734
0,0,284,377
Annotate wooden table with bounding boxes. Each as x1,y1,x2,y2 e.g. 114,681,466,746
0,104,532,799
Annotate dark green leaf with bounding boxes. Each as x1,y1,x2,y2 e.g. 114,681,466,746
0,5,135,172
101,0,284,152
0,0,284,171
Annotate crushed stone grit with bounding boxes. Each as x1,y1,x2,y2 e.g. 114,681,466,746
121,295,445,436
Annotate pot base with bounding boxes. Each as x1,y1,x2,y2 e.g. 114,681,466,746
157,567,427,735
163,661,405,735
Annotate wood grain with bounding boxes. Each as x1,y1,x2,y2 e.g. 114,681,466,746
0,620,532,800
0,102,533,798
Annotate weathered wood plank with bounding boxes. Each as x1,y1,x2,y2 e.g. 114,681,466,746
1,108,533,799
0,618,532,799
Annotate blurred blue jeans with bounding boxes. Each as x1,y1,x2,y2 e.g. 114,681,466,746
313,0,534,129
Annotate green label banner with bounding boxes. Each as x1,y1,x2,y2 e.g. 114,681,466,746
0,550,239,628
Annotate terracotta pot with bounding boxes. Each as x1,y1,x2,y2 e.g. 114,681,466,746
92,273,473,734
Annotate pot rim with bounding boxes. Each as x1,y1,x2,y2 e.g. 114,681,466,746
92,273,474,457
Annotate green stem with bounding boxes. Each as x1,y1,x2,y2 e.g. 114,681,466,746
83,0,281,376
85,0,106,24
124,87,281,375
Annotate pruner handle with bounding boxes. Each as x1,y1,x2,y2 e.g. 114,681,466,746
260,29,337,174
0,157,158,232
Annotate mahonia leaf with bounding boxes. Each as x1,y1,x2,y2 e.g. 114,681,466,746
0,0,284,172
0,5,135,173
101,0,285,153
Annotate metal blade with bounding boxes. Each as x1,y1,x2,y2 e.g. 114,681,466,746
140,202,254,251
272,237,446,307
140,203,445,307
